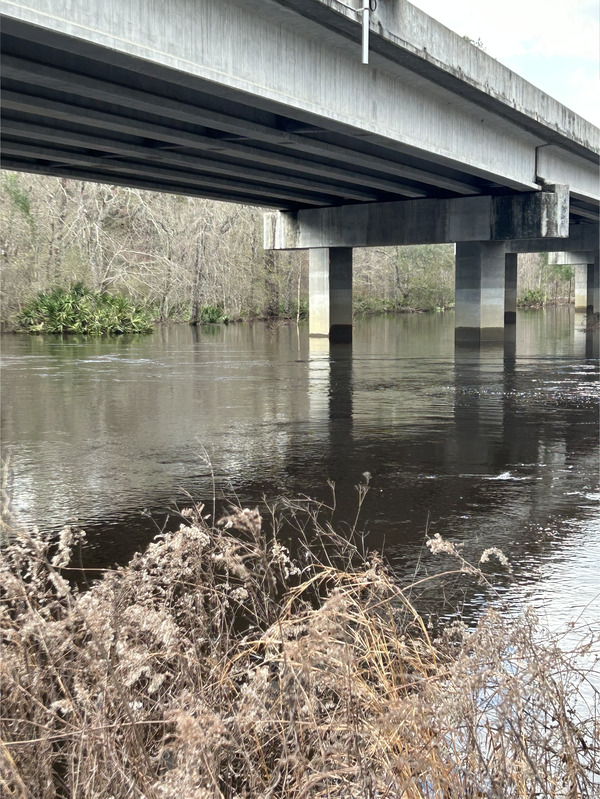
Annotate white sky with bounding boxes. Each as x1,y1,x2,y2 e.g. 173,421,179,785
410,0,600,126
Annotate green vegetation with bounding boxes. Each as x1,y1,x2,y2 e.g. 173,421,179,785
517,258,575,308
353,296,402,315
16,284,154,335
1,497,597,798
194,302,229,325
3,173,34,225
353,243,456,313
518,287,546,307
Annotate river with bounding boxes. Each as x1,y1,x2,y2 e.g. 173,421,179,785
1,308,598,622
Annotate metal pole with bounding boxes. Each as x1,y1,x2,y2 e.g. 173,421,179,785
362,0,369,64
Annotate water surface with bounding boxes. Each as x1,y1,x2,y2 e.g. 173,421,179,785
1,309,598,620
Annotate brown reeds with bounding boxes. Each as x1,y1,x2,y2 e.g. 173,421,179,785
1,501,598,798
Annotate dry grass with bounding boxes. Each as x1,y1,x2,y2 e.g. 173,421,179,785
1,499,598,798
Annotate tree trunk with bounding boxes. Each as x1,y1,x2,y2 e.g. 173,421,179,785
264,249,278,318
159,241,173,322
190,239,204,325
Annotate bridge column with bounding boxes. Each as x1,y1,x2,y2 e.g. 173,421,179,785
575,263,589,311
504,253,518,324
455,241,506,344
588,254,600,313
309,248,353,342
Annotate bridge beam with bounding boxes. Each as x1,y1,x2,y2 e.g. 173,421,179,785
265,188,570,250
505,224,598,254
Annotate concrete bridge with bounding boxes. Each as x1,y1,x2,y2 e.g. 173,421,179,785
1,0,598,343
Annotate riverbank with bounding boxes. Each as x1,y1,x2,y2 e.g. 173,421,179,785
3,297,586,335
1,501,598,798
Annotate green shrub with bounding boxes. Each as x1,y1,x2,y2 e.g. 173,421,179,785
353,296,401,315
16,284,154,335
518,288,545,307
275,299,308,320
197,303,229,324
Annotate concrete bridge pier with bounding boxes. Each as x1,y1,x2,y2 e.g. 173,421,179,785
504,253,518,325
266,187,590,346
574,263,589,311
588,254,600,314
574,262,600,313
455,242,506,345
547,250,598,313
308,248,353,343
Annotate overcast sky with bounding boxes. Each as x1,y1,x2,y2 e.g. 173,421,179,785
410,0,600,126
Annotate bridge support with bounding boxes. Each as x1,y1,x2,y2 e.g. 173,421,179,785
309,248,353,342
504,253,518,324
589,254,600,314
265,192,593,346
557,253,599,313
574,263,595,312
455,242,506,344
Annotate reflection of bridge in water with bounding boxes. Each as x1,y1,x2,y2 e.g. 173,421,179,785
299,326,599,615
295,323,598,547
3,316,593,573
1,0,598,344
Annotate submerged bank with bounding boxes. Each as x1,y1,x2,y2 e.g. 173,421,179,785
1,501,598,798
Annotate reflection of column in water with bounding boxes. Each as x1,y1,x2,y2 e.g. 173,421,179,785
452,347,506,474
308,336,332,423
500,352,538,468
571,310,597,360
308,338,354,440
328,343,353,422
503,322,517,362
574,312,588,358
585,327,599,360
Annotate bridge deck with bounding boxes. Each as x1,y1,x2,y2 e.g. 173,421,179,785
1,0,598,224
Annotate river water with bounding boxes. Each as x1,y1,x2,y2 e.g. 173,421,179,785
1,308,599,621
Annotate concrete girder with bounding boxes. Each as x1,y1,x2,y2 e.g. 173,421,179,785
1,157,296,208
0,140,337,207
265,187,570,250
0,118,382,204
536,146,600,205
0,91,427,199
1,53,480,199
570,206,600,222
278,0,598,163
546,251,595,265
505,225,599,254
0,4,545,195
2,0,597,211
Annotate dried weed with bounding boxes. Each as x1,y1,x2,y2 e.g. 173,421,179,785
1,503,598,798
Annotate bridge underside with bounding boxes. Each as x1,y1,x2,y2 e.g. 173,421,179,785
0,16,503,209
0,10,597,223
